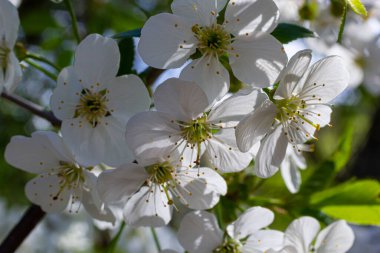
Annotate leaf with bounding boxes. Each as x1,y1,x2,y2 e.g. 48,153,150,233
347,0,368,17
271,23,315,44
321,205,380,225
112,28,142,40
117,37,135,76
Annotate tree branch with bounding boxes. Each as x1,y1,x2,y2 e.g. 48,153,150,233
1,92,61,127
0,205,46,253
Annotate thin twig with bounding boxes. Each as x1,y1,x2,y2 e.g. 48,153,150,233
64,0,81,43
1,92,61,127
107,222,126,253
24,59,58,81
0,205,46,253
25,53,61,72
337,2,348,44
150,227,161,252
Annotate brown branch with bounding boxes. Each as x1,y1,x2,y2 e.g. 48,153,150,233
0,205,46,253
1,92,61,127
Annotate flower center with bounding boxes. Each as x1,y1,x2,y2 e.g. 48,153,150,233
213,237,243,253
74,88,111,127
180,115,212,145
53,161,85,200
146,162,174,185
192,24,231,57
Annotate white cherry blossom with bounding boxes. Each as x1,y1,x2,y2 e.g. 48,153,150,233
283,217,355,253
236,50,349,177
4,131,115,222
0,0,22,92
50,34,151,167
97,156,227,227
280,144,307,193
177,207,284,253
138,0,287,103
126,78,259,173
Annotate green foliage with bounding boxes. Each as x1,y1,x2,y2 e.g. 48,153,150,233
271,23,316,44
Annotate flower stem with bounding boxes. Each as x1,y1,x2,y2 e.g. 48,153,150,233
0,205,45,253
63,0,81,43
107,222,126,253
150,227,161,252
24,59,58,81
337,2,348,44
25,53,61,72
1,92,62,127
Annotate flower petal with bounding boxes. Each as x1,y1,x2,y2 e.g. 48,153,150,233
244,230,284,252
138,13,197,69
280,151,302,194
97,163,148,204
224,0,279,36
180,56,229,104
50,66,82,120
254,126,288,178
178,211,223,253
107,74,151,124
0,0,19,46
175,167,227,209
154,78,210,121
315,220,355,253
299,56,349,103
274,50,312,100
235,101,277,152
171,0,221,26
74,34,120,90
284,216,320,252
3,52,22,93
124,185,172,227
25,175,71,213
226,206,274,240
229,35,287,87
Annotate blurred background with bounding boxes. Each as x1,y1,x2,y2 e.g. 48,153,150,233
1,0,380,252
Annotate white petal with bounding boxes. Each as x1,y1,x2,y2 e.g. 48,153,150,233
124,185,172,227
107,74,151,124
180,56,229,104
300,56,349,103
178,211,223,253
224,0,279,36
50,66,82,120
205,135,252,172
3,52,22,93
280,153,302,194
284,216,320,253
5,131,73,174
227,206,274,240
274,50,312,100
0,0,19,46
315,220,355,253
97,163,148,204
171,0,220,26
229,35,287,87
25,175,71,213
244,230,284,252
126,111,181,163
208,88,266,126
74,34,120,90
175,167,227,209
138,13,197,69
254,126,288,178
61,118,107,166
154,78,210,121
235,101,277,152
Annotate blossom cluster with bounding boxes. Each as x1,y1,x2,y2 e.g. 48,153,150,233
1,0,359,252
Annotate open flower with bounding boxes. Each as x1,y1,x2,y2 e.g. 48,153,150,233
50,34,151,167
283,217,355,253
138,0,287,103
178,207,284,253
126,78,258,173
236,50,349,177
97,156,226,227
4,131,115,222
0,0,22,92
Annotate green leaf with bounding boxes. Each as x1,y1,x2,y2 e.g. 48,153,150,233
321,205,380,225
117,37,135,76
271,23,315,44
347,0,368,17
113,28,142,40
